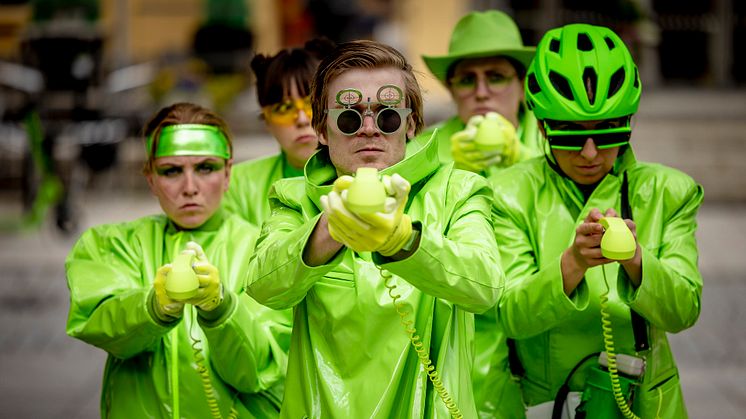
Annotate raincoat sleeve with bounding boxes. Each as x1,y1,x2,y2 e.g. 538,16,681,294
198,219,292,394
65,224,175,359
376,171,503,313
199,291,291,393
617,172,704,332
492,176,590,339
247,187,342,310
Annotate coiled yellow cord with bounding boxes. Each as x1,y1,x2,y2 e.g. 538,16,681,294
599,266,640,419
189,310,239,419
380,268,463,419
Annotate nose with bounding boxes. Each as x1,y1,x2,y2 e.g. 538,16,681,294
474,76,491,99
295,108,311,126
358,110,377,136
579,137,599,159
182,171,198,196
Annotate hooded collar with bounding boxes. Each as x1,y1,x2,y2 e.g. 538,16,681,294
552,146,638,213
304,131,440,210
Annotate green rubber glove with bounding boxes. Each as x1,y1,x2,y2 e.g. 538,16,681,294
450,112,519,172
321,174,412,256
152,264,185,321
181,241,224,312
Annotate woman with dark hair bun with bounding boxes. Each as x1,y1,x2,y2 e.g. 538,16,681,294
223,37,336,227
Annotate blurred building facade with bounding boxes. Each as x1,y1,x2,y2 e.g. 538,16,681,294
0,0,743,87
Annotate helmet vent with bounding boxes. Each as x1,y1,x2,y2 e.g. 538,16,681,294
549,71,574,101
577,33,593,51
604,36,616,50
527,73,541,94
583,67,598,105
633,67,640,88
549,38,560,53
608,67,625,98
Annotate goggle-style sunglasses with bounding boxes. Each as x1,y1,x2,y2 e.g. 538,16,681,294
544,124,631,151
326,85,411,135
262,96,312,125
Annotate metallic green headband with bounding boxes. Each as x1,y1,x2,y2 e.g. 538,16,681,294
147,124,230,159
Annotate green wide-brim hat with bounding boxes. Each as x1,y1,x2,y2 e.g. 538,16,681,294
422,10,536,83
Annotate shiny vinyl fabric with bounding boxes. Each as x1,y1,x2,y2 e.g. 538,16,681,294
66,211,292,419
247,133,504,418
222,154,286,228
417,110,543,419
490,148,704,418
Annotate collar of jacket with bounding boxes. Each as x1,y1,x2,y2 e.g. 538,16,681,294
303,130,440,209
165,207,227,234
553,146,638,212
281,151,305,178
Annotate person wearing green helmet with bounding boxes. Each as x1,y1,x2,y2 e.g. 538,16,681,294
419,9,543,177
246,40,503,418
491,23,703,418
222,37,335,228
65,103,291,419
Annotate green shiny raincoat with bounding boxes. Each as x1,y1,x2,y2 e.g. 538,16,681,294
66,210,292,418
417,110,543,419
223,153,303,227
246,133,503,418
490,147,704,418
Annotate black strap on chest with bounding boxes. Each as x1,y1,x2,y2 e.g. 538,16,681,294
622,171,650,352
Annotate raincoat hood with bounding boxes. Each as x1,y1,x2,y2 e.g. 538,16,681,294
304,131,440,208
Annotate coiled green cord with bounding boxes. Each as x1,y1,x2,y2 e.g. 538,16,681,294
600,265,664,419
189,309,239,419
380,268,463,419
599,271,640,419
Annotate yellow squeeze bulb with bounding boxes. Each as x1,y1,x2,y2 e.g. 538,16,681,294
599,217,636,260
474,116,504,150
166,252,199,300
346,167,387,214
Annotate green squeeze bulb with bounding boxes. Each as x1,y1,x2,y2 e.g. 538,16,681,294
166,252,199,300
599,217,636,260
474,115,505,150
346,167,387,214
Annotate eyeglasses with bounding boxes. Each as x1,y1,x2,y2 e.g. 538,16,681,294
545,125,631,151
262,96,312,125
448,72,516,97
326,102,412,135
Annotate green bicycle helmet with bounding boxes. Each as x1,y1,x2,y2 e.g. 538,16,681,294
525,24,641,122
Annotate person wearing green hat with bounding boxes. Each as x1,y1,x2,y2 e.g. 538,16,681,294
491,24,703,418
421,9,543,418
65,102,291,419
419,9,543,177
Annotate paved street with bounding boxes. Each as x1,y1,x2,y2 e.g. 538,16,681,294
1,88,745,418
